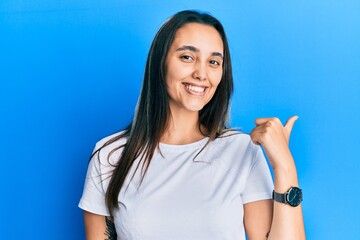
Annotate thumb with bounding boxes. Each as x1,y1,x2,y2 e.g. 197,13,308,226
284,115,299,135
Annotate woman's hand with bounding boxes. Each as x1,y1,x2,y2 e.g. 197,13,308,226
250,116,305,240
250,116,298,170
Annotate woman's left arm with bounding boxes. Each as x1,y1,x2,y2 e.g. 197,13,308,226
246,116,306,240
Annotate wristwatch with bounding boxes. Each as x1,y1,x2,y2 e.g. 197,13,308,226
273,187,303,207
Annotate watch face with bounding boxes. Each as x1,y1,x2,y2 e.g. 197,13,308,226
287,187,303,207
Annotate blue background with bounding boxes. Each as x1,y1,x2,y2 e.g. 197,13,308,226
1,0,359,239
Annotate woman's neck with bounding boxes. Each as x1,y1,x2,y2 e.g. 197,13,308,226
161,109,206,145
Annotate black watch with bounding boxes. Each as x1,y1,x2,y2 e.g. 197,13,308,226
273,187,303,207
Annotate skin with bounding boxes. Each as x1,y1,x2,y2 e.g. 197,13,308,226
249,116,306,239
83,23,305,240
83,211,107,240
84,212,115,240
161,23,224,144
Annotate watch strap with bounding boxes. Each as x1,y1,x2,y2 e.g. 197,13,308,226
272,190,287,204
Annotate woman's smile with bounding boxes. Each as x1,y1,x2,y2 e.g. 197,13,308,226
182,82,208,96
165,22,224,113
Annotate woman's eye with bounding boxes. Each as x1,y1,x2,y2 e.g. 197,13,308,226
209,60,220,65
180,55,193,61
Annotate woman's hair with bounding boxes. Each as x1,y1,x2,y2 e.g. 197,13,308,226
97,10,234,212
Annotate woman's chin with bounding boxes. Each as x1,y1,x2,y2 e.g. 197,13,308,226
185,104,206,112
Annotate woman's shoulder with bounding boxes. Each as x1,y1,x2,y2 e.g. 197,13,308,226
92,130,128,165
212,129,259,156
216,129,253,144
94,130,127,150
207,129,260,169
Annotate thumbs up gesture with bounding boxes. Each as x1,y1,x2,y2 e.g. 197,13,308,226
250,116,298,170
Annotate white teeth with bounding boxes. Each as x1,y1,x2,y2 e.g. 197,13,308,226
185,84,205,93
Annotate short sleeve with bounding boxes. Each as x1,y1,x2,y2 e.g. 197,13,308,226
78,144,111,216
241,145,273,204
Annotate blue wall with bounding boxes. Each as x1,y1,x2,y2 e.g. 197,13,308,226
1,1,359,239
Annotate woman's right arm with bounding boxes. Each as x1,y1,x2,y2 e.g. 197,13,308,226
83,211,108,240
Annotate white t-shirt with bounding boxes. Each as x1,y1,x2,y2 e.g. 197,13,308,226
79,131,273,239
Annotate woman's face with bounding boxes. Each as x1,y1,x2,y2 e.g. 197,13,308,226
165,23,224,114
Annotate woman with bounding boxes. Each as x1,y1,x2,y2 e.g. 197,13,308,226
79,10,305,240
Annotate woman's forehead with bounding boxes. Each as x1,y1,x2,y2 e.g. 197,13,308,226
171,23,224,54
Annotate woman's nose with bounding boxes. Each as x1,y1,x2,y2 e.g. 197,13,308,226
192,61,207,81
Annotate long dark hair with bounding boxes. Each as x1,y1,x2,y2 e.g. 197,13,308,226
96,10,234,212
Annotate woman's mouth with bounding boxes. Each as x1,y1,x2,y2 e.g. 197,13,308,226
183,83,207,96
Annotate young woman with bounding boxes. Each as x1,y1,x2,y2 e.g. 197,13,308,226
79,10,305,240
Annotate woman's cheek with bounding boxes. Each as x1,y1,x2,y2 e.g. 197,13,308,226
212,71,223,87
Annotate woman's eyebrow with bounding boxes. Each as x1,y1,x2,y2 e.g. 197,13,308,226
176,45,199,52
212,52,223,59
176,45,223,59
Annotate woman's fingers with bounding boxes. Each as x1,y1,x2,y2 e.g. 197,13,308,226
253,116,298,143
250,116,298,168
254,117,281,126
250,124,271,145
284,116,299,137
